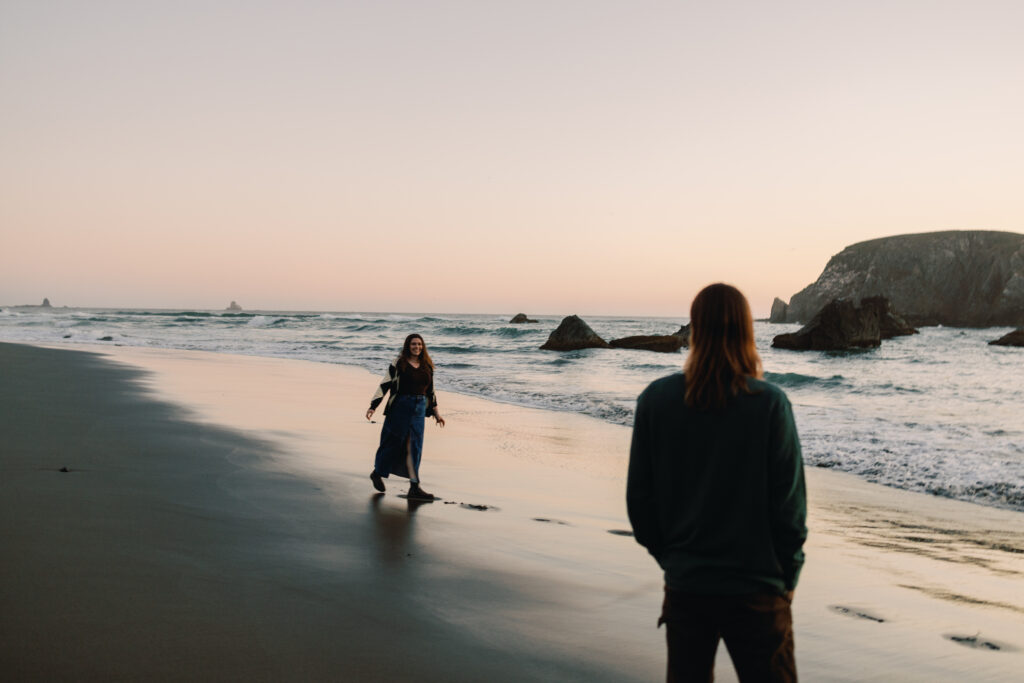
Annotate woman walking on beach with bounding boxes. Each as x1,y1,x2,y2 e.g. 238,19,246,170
366,333,445,500
627,284,807,682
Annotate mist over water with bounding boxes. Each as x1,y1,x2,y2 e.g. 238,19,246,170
2,307,1022,512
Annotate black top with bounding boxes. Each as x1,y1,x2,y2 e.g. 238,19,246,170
398,363,431,396
627,373,807,595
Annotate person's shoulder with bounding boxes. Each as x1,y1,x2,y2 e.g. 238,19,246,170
747,377,791,406
638,372,685,403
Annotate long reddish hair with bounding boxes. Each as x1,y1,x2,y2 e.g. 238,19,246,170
397,333,434,373
683,283,762,410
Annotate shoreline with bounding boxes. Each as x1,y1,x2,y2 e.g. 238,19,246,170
2,342,1022,681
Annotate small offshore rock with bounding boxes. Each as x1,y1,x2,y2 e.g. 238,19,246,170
539,315,610,351
989,329,1024,347
59,467,69,473
98,336,114,341
509,313,538,324
609,335,686,353
226,301,243,311
41,297,52,308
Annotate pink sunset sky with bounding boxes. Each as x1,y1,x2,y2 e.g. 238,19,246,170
2,1,1022,316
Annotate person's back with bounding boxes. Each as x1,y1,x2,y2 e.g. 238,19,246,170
627,283,807,683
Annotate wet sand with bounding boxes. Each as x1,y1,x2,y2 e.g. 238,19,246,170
1,342,1022,681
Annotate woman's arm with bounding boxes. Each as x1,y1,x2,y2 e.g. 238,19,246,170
627,392,662,561
767,393,807,591
426,372,444,426
366,364,396,419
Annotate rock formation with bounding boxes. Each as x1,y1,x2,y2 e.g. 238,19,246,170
609,335,686,353
227,301,242,311
769,298,788,323
539,315,610,351
41,298,52,308
509,313,538,324
608,323,690,353
773,231,1024,327
772,299,883,350
858,297,918,339
989,329,1024,347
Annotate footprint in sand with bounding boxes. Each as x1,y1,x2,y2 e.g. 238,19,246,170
829,605,885,623
533,517,569,525
461,503,497,511
944,633,1016,652
607,529,634,537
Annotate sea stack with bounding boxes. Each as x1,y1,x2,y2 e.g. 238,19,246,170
772,299,883,350
510,313,538,324
539,315,609,351
227,301,243,311
776,230,1024,327
41,298,52,308
769,298,788,323
858,297,918,339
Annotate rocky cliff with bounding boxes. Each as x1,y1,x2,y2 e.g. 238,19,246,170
777,231,1024,327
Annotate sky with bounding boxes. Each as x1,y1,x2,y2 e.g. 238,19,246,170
2,0,1022,316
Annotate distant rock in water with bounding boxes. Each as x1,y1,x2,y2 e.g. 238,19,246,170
769,297,788,323
509,313,538,324
609,335,685,353
776,231,1024,327
41,298,52,308
858,296,918,339
989,329,1024,347
772,299,883,351
226,301,243,311
540,315,609,351
99,336,114,341
674,323,691,340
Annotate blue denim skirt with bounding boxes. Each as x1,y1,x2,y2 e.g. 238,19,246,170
373,394,426,480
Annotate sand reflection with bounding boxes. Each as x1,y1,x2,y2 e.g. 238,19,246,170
368,493,428,567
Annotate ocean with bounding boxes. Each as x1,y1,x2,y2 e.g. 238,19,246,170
2,306,1022,512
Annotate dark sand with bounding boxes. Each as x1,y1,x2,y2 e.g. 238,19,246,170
0,343,633,681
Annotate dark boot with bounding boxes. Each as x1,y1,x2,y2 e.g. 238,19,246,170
370,470,385,492
407,482,435,501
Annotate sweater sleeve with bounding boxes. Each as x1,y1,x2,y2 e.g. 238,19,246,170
627,392,663,561
426,371,438,417
767,393,807,590
369,364,395,411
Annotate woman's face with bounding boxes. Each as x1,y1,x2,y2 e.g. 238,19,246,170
409,337,424,356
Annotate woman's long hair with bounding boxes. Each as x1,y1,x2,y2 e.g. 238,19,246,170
397,333,434,372
683,283,762,410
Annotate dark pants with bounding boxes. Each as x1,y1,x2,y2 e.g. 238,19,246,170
659,588,796,683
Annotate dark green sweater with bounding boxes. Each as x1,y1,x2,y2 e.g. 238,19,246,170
627,374,807,595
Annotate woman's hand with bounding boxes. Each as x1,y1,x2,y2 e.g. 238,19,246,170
365,408,375,421
435,414,446,427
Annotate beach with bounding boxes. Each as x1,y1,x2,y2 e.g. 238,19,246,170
1,342,1022,681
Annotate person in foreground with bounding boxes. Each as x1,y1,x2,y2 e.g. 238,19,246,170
366,333,445,500
627,283,807,683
